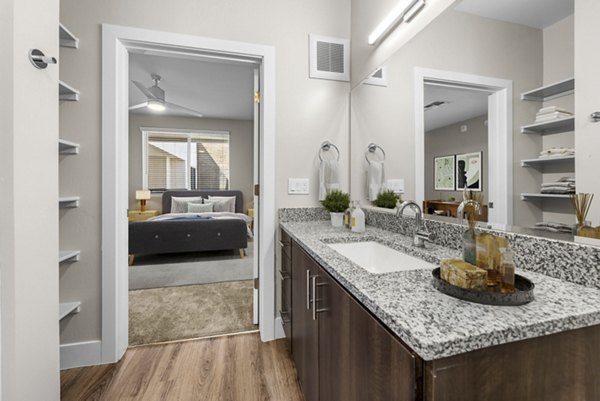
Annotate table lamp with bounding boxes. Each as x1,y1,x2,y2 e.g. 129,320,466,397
136,190,151,212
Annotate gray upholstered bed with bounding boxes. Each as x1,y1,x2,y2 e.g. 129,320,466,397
129,190,248,258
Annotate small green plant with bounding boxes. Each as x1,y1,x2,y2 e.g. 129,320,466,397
373,190,401,209
321,190,350,213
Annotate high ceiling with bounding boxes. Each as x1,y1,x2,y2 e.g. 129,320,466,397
424,85,489,132
455,0,574,29
129,53,256,120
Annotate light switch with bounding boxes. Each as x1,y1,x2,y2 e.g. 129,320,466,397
386,179,405,194
288,178,309,194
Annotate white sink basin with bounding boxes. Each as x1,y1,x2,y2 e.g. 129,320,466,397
327,241,436,274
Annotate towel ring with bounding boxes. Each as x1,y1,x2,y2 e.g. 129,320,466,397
365,143,386,164
319,141,340,161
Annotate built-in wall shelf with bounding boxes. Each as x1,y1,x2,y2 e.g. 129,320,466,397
521,193,573,201
59,139,80,155
521,155,575,167
59,81,80,101
59,250,80,263
59,23,79,49
521,117,575,135
59,302,81,321
59,196,80,208
521,77,575,102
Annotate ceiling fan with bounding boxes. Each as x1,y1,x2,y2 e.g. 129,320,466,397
129,73,203,118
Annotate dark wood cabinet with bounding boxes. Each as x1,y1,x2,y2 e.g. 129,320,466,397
279,230,292,340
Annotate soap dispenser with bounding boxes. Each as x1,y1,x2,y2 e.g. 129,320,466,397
344,201,355,229
351,201,365,233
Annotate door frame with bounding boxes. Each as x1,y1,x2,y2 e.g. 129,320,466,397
102,24,276,364
414,67,513,226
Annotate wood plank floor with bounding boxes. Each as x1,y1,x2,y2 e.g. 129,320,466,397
61,333,305,401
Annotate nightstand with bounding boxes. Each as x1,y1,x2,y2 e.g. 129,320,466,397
128,210,158,222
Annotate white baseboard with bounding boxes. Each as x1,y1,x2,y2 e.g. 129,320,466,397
274,316,286,340
60,340,102,370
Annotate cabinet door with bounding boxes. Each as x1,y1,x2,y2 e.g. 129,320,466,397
349,296,418,401
291,243,319,401
280,250,292,340
316,268,352,401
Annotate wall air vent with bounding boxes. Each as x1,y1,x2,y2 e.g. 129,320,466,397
309,34,350,82
364,66,388,87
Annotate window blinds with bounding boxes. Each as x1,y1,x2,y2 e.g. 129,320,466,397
146,131,230,191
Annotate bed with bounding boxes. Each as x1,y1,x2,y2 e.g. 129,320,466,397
128,190,249,261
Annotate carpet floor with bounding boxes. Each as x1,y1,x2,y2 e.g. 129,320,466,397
129,280,256,346
129,247,254,290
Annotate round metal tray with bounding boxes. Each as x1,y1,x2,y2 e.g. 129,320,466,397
431,268,535,306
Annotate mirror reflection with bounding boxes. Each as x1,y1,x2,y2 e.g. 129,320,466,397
349,0,595,241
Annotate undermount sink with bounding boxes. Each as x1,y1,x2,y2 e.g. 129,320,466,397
327,241,436,274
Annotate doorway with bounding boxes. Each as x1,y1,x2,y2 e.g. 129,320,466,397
414,68,513,227
102,24,276,364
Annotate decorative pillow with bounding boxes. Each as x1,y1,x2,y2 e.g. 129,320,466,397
208,195,237,213
188,202,214,213
170,196,205,213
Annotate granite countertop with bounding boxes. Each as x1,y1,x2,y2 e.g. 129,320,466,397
281,220,600,361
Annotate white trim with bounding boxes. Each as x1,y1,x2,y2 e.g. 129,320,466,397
414,67,513,226
274,316,285,339
102,24,277,365
60,340,102,370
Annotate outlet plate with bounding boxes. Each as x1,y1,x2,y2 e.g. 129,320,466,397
288,178,309,195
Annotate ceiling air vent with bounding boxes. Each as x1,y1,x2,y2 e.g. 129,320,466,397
309,34,350,82
364,66,388,87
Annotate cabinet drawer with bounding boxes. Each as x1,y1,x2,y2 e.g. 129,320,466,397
280,229,292,260
280,270,292,339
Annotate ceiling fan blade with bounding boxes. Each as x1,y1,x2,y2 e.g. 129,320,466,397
131,80,157,99
165,102,204,118
129,102,149,111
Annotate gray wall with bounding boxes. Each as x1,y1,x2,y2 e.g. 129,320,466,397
128,114,254,213
425,115,488,201
59,0,350,346
350,9,544,226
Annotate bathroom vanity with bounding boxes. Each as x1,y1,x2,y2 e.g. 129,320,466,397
279,213,600,401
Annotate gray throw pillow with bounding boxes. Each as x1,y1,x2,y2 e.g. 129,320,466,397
188,202,214,213
170,196,205,213
208,195,236,213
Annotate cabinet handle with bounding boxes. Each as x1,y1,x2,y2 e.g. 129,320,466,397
278,269,291,280
311,277,329,320
279,241,285,248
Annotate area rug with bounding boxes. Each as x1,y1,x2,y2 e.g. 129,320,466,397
129,280,257,346
129,246,254,290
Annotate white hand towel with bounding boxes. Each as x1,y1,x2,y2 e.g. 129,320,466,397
319,159,340,201
367,161,385,201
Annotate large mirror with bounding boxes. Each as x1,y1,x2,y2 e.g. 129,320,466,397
349,0,597,241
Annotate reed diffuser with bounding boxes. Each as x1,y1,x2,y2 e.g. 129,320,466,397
571,193,595,238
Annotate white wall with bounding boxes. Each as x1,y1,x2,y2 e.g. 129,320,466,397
575,0,600,225
350,10,544,225
425,115,488,201
1,0,60,399
59,0,350,347
128,114,254,213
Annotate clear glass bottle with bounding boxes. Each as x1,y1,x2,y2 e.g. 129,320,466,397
351,201,365,233
499,248,516,294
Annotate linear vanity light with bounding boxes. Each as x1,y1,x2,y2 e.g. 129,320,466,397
368,0,425,46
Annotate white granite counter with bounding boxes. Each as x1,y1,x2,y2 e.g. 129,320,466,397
281,220,600,361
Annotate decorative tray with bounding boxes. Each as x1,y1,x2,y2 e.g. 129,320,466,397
431,268,535,306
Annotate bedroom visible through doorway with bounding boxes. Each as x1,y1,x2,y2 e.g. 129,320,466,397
126,50,259,346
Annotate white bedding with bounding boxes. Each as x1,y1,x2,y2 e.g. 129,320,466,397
148,212,254,238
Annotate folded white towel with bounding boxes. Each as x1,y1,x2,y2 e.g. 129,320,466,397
537,106,572,115
318,159,340,201
367,161,385,201
540,147,575,157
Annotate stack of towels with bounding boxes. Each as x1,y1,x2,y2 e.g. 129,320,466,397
539,147,575,158
535,106,573,123
531,222,573,233
541,177,576,194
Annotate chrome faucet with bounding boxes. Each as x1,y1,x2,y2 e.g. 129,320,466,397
396,200,436,248
457,200,482,225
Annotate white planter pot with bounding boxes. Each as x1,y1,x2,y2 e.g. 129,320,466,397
330,212,344,227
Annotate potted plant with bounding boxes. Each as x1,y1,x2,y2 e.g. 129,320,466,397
321,190,350,227
373,190,401,209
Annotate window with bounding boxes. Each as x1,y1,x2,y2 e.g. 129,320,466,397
143,129,230,192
